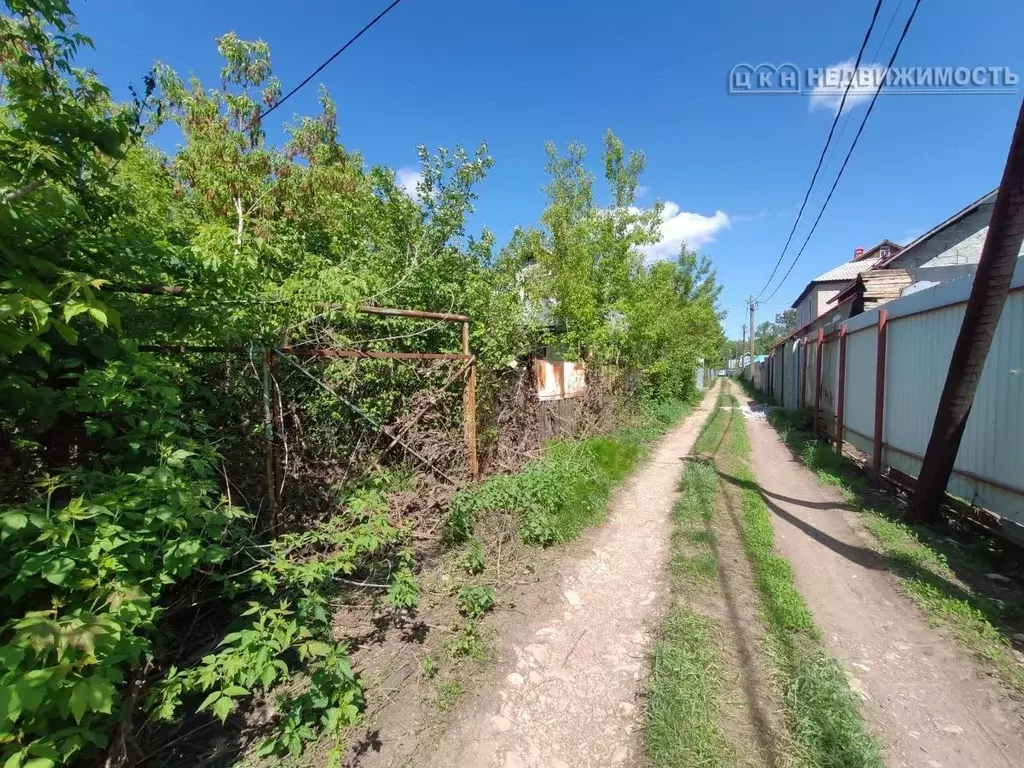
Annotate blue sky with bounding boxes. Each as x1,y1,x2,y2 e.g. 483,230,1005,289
74,0,1024,338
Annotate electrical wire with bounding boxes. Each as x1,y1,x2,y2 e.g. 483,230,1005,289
259,0,408,122
760,0,923,304
752,0,886,302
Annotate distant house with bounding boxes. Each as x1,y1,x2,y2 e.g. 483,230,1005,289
790,239,903,327
828,188,1024,316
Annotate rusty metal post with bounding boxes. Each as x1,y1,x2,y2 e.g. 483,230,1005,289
462,321,479,479
261,348,278,527
813,328,824,435
836,324,848,454
872,310,888,482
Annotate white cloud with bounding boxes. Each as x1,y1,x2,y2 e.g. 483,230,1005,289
809,59,886,114
395,168,423,198
731,209,767,223
643,203,731,261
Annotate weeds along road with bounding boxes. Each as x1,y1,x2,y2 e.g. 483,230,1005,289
418,383,721,768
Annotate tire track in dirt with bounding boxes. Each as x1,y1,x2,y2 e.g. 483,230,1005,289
738,386,1024,768
417,385,720,768
687,389,784,767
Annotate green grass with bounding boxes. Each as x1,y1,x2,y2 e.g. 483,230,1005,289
765,411,1024,696
719,394,883,768
646,608,735,768
447,396,698,546
646,396,737,767
432,680,463,711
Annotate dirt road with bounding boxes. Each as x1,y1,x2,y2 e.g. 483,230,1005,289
419,385,719,768
738,386,1024,768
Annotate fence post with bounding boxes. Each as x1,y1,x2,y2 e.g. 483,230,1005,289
813,328,824,435
872,310,888,482
780,345,785,406
462,321,479,479
800,338,808,409
836,324,848,454
261,347,278,527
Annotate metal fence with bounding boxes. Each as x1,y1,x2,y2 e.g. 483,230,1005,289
755,261,1024,542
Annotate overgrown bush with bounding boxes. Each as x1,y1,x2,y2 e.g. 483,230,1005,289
447,399,692,545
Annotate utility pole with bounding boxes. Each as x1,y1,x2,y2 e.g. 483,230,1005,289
907,99,1024,524
748,296,756,363
741,324,746,370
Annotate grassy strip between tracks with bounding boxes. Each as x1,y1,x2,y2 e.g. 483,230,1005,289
718,391,883,768
645,391,738,768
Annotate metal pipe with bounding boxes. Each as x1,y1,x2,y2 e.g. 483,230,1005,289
872,309,888,481
357,305,470,323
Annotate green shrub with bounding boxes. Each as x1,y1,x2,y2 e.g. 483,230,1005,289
768,407,813,432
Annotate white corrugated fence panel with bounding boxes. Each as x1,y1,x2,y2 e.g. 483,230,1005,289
883,303,964,471
842,326,876,458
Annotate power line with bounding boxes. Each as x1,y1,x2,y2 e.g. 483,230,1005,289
259,0,407,122
821,0,905,177
752,0,885,302
870,0,906,62
760,0,923,304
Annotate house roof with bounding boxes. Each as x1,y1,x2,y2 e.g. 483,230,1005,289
855,238,903,261
789,255,882,309
827,188,998,305
874,188,997,270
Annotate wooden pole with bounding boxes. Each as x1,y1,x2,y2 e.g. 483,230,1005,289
908,99,1024,523
872,310,888,482
462,321,479,479
261,347,278,528
836,324,848,454
813,328,824,435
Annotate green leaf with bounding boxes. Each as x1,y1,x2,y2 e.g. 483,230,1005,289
0,646,26,670
0,684,22,723
40,557,75,586
0,512,28,540
222,685,248,697
86,307,107,329
23,759,56,768
212,694,233,724
62,302,90,323
196,691,220,713
68,682,88,724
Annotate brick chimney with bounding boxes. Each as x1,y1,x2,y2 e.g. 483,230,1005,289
853,246,865,260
